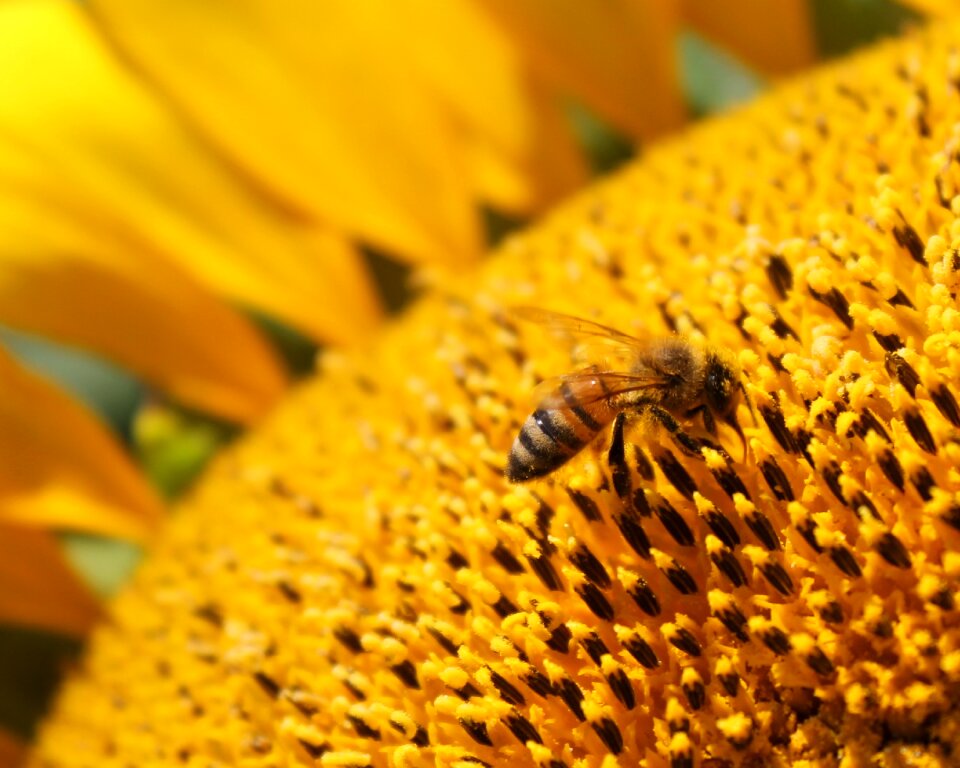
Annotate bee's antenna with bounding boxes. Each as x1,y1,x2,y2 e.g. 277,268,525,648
722,411,748,463
739,381,758,427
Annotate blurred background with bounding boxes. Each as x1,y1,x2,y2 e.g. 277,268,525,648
0,0,932,760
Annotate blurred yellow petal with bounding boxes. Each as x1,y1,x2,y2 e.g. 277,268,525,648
0,194,287,423
0,0,380,345
0,346,161,539
681,0,815,75
0,525,99,635
86,0,483,264
401,0,586,212
0,728,25,768
402,0,531,176
896,0,956,14
467,139,535,213
466,83,588,213
519,84,591,205
479,0,686,140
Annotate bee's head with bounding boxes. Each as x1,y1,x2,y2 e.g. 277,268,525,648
705,350,751,458
704,351,740,416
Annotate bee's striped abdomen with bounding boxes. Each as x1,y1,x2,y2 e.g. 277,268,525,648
506,395,614,482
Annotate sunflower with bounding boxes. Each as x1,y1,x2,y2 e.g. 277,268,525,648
31,11,960,762
0,0,940,765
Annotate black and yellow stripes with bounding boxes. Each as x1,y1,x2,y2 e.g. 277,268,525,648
507,398,615,481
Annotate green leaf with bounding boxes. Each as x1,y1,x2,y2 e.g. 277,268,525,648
0,626,79,739
134,403,233,500
60,533,142,599
813,0,921,58
249,310,319,378
679,31,765,118
0,327,142,437
566,101,635,174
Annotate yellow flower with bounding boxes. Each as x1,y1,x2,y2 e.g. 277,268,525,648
0,0,819,704
27,14,960,767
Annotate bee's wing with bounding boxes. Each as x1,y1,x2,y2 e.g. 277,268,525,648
511,306,649,365
533,368,671,410
511,306,646,347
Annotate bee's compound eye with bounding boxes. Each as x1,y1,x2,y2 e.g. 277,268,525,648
705,356,736,413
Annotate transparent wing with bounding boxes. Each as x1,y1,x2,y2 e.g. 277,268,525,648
533,368,670,410
512,306,646,348
511,306,650,366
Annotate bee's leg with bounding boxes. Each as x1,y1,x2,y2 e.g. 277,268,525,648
607,412,632,501
684,405,717,436
642,404,703,458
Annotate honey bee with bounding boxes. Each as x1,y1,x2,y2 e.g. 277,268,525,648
506,308,749,483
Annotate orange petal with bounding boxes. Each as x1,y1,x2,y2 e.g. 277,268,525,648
480,0,686,140
0,525,100,636
0,346,161,539
0,728,25,768
681,0,816,75
0,0,380,346
86,0,483,264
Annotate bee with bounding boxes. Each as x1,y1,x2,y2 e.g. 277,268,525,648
506,308,749,483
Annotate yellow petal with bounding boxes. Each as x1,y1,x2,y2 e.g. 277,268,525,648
0,0,380,345
0,193,289,423
681,0,816,75
465,84,588,213
0,525,99,636
480,0,686,140
895,0,955,15
401,0,586,212
0,728,25,768
86,0,483,264
518,83,591,207
466,138,537,213
0,346,161,539
402,0,532,174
